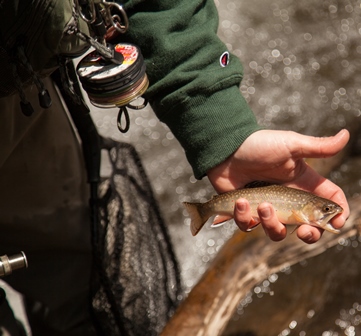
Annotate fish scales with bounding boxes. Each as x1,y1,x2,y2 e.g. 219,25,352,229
183,185,343,236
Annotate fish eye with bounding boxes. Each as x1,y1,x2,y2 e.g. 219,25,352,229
322,204,333,213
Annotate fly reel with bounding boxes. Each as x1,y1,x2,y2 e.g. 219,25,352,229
77,43,148,132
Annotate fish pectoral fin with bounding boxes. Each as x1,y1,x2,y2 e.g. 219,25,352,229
291,210,308,224
211,215,233,227
289,226,298,234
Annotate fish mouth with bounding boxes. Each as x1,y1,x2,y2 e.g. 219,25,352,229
316,208,343,234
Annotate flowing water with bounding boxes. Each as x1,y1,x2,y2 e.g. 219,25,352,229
89,0,361,334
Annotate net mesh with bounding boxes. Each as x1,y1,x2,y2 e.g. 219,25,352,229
91,139,182,335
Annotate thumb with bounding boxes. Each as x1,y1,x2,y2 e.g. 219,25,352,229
292,129,350,158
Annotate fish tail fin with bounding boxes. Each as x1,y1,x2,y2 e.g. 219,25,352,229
183,202,209,236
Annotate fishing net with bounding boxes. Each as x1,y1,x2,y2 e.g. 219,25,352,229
90,138,182,336
50,56,183,336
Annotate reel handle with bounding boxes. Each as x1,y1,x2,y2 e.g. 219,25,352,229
0,252,28,278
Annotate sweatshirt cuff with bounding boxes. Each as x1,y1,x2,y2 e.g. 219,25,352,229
156,86,262,179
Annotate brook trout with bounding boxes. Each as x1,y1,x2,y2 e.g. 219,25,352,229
183,185,343,236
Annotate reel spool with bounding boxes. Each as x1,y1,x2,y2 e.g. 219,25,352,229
77,43,148,132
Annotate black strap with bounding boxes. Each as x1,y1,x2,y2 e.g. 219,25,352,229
51,62,128,335
51,62,101,184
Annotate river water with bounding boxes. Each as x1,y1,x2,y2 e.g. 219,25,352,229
89,0,361,335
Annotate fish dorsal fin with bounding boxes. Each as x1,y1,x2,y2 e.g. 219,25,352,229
244,180,273,189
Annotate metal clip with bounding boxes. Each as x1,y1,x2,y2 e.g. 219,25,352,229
100,1,129,33
75,0,129,33
74,0,97,24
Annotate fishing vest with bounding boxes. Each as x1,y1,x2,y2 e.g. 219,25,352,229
0,0,90,99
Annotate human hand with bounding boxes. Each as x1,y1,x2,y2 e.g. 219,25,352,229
207,129,350,244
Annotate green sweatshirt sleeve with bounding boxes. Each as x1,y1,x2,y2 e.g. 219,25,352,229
122,0,262,179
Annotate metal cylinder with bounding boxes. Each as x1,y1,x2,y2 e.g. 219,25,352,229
0,252,28,278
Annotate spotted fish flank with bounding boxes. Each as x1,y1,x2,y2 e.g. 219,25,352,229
183,185,343,236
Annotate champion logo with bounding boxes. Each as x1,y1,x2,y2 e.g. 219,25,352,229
220,51,230,67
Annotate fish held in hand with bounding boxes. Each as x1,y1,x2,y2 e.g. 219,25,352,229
183,185,343,236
